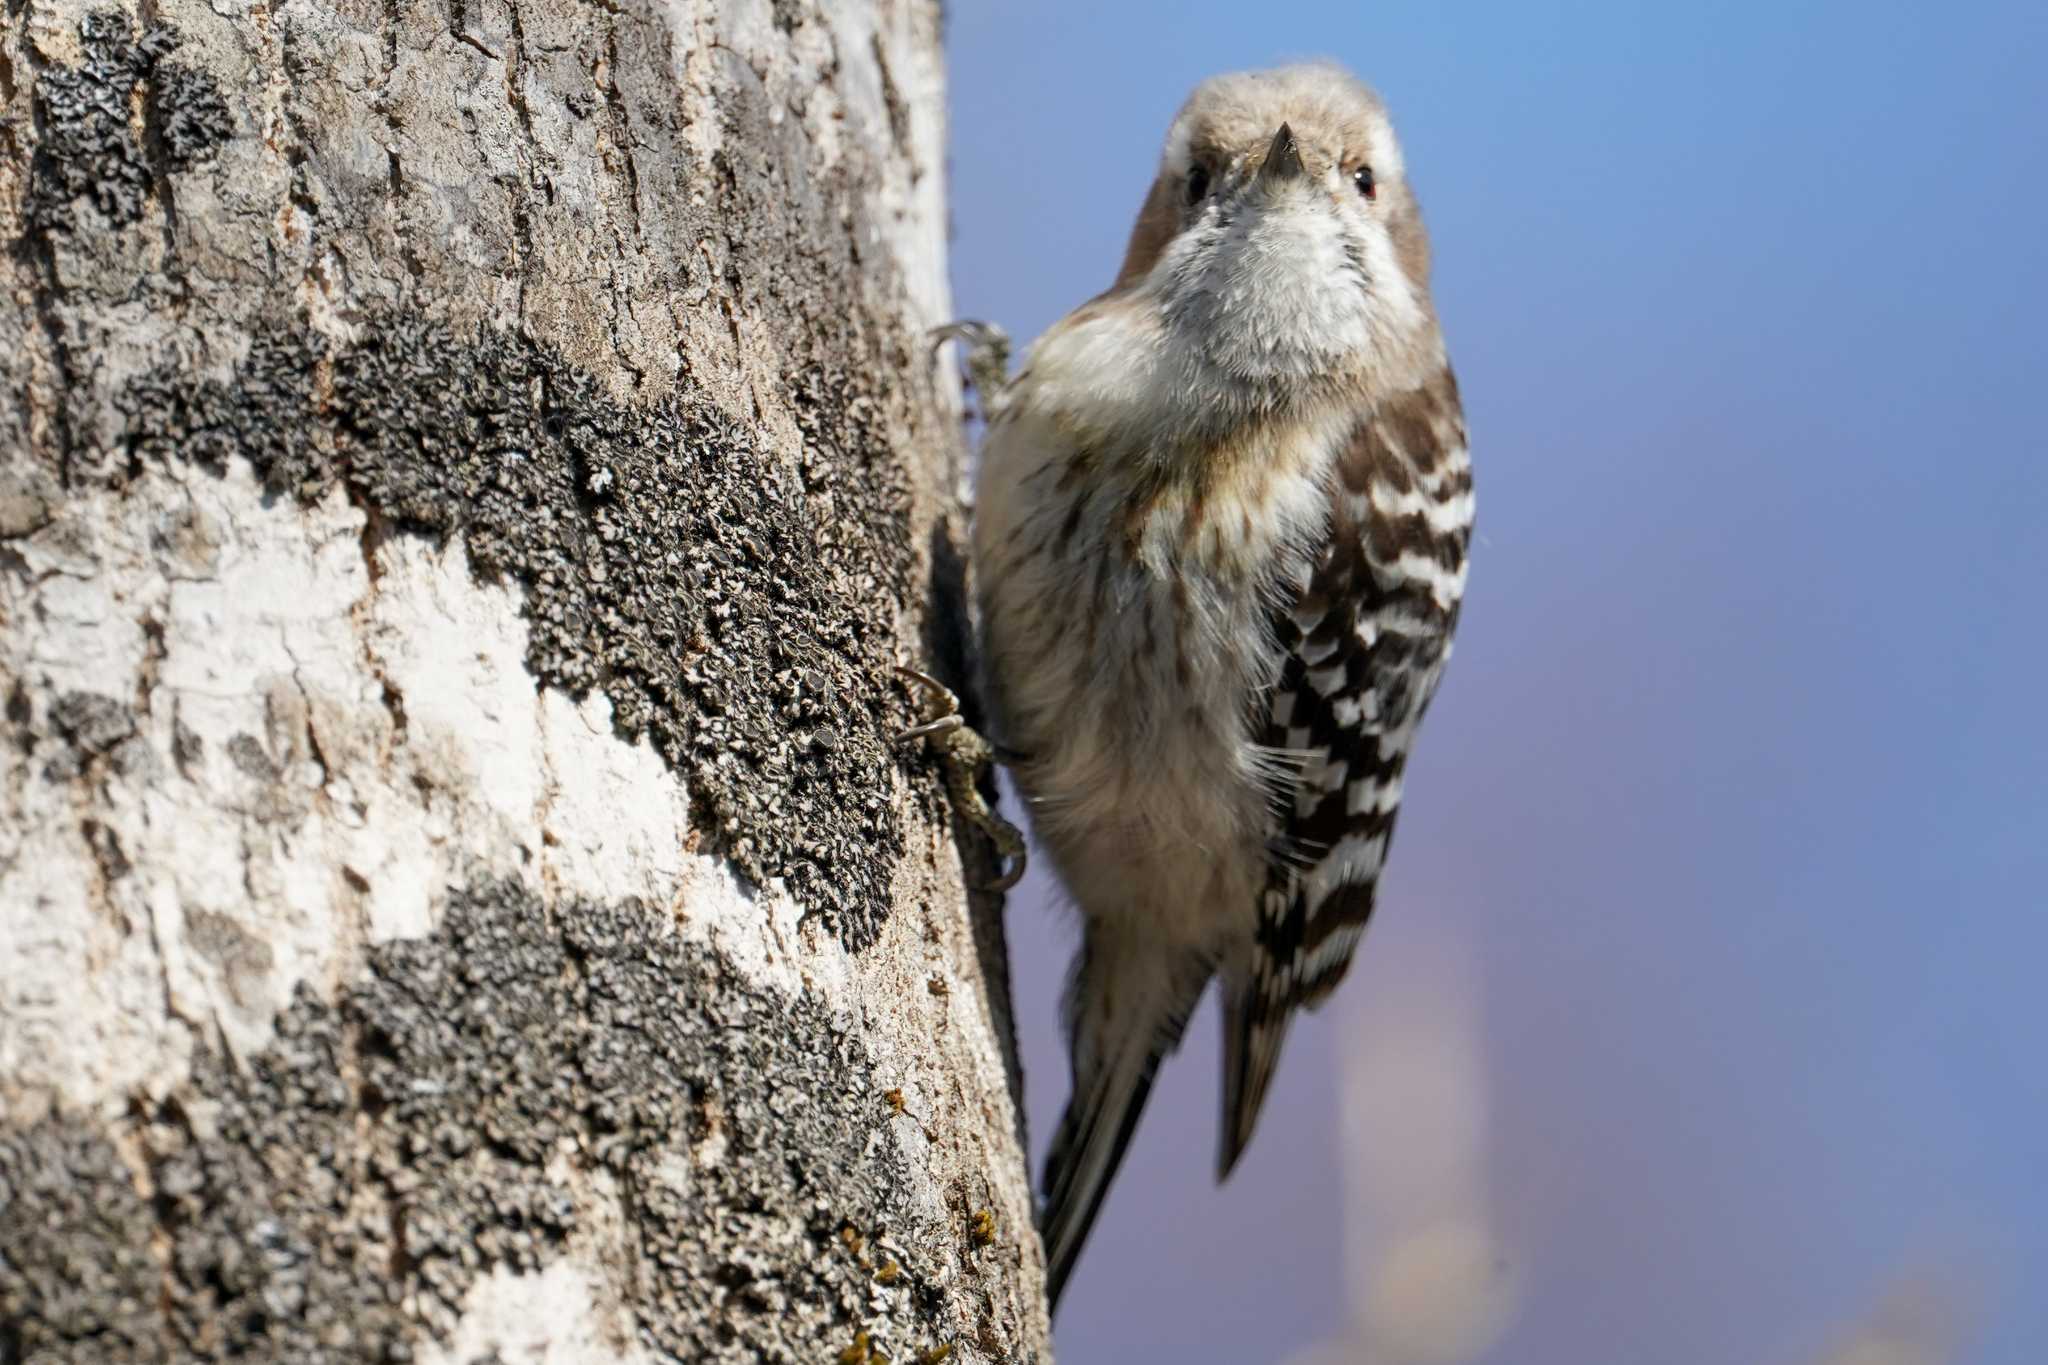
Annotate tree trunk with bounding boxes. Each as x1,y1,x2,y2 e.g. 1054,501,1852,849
0,0,1049,1359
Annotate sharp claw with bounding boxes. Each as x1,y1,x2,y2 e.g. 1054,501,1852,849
892,663,958,706
891,665,964,744
893,714,964,744
927,320,1003,360
979,848,1026,893
927,323,966,360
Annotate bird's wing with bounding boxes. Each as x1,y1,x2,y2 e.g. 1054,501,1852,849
1219,365,1473,1176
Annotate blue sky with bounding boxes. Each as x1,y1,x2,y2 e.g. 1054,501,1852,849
945,3,2048,1361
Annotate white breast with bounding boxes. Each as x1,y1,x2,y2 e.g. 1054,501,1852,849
972,317,1348,950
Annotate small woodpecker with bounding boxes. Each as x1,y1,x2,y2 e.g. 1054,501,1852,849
934,63,1472,1307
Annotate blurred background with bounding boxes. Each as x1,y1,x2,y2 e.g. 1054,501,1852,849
944,3,2048,1362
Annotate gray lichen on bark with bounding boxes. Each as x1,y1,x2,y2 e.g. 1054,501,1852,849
118,308,924,942
0,0,1046,1357
3,881,1024,1363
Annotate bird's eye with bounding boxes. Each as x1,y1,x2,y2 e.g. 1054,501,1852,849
1185,165,1211,205
1353,165,1376,200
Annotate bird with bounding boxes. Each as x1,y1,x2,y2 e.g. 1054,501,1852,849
958,62,1473,1308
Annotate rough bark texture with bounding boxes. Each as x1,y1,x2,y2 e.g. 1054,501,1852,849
0,0,1049,1359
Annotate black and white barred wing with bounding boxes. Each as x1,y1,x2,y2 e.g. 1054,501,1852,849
1219,369,1473,1176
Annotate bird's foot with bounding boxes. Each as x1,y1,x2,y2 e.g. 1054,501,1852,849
891,665,1026,891
929,321,1013,422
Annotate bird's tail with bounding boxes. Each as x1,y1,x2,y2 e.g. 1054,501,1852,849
1039,927,1211,1310
1218,965,1296,1180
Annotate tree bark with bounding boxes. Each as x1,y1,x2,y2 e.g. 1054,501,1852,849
0,0,1049,1359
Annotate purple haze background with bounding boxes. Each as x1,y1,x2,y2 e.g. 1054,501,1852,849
943,3,2048,1362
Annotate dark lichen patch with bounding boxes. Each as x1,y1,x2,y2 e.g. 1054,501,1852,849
23,11,230,236
144,56,232,171
47,690,135,757
40,689,137,781
0,879,1024,1358
0,880,1016,1363
0,1120,167,1361
119,309,919,946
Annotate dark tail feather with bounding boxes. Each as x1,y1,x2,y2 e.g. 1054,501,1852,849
1038,930,1209,1310
1040,1040,1162,1308
1218,970,1295,1180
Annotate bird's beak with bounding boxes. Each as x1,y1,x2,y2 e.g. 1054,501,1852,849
1258,123,1305,185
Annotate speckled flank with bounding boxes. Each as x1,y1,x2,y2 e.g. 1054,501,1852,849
119,312,919,948
0,879,1035,1363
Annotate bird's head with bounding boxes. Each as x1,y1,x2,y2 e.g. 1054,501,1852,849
1115,64,1442,395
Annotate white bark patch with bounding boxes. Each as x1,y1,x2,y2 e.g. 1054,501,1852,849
0,456,844,1121
2,459,379,1121
417,1259,661,1365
